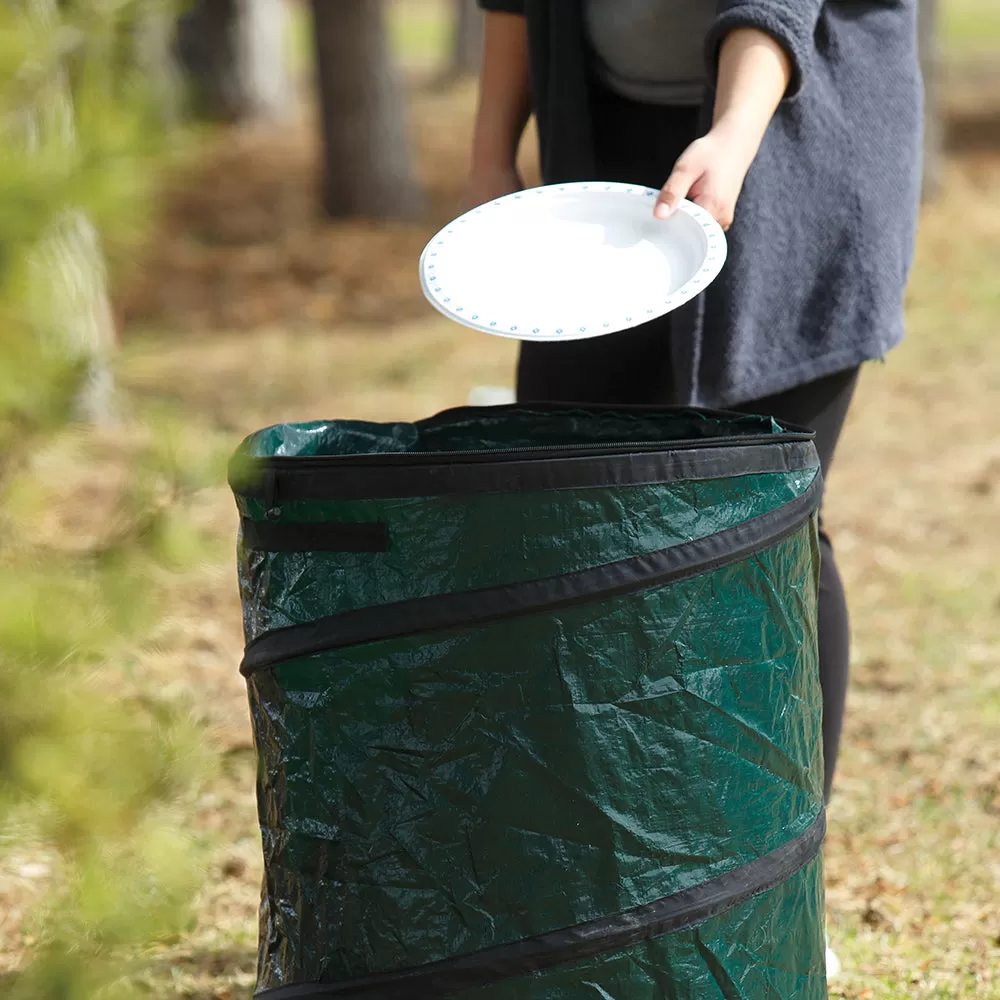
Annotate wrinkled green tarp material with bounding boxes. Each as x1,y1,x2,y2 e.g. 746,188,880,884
230,405,828,999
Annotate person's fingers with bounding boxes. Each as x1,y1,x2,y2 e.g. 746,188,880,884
687,174,735,231
654,146,704,220
693,190,735,231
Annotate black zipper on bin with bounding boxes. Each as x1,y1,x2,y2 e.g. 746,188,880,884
231,436,818,504
240,473,822,676
248,431,812,471
242,519,389,553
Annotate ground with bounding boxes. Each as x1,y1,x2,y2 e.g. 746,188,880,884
3,6,1000,998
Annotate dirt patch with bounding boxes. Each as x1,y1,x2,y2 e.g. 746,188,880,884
947,108,1000,153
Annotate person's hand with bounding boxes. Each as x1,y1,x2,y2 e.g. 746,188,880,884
460,164,523,214
653,117,761,232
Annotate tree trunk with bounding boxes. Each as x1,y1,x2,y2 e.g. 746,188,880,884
236,0,293,122
919,0,943,201
310,0,423,219
33,212,119,426
175,0,291,122
450,0,483,77
135,0,184,127
24,0,118,426
175,0,240,120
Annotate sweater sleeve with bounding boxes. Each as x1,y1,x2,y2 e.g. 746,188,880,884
706,0,825,99
478,0,525,13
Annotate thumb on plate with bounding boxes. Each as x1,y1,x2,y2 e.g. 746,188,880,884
654,160,698,220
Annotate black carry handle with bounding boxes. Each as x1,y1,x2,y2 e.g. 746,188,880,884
241,519,389,554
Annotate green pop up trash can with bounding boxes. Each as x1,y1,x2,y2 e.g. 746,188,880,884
229,404,828,1000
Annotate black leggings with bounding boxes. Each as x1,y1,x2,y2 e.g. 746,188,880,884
517,86,854,801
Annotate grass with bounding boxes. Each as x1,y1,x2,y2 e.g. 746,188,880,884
820,150,1000,995
942,0,1000,58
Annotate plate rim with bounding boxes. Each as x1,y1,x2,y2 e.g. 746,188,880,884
419,181,728,342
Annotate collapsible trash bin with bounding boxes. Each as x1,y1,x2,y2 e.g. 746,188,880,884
230,404,828,1000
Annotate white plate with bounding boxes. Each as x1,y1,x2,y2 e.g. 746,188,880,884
419,181,727,342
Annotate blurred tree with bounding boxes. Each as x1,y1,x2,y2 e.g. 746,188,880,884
450,0,483,77
20,0,118,426
175,0,292,122
919,0,943,201
310,0,423,219
134,0,185,126
1,1,206,996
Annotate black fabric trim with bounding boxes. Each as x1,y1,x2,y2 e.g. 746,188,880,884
233,440,817,503
241,519,388,554
253,811,826,1000
241,474,821,675
408,401,813,436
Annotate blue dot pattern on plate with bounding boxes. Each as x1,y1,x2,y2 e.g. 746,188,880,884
426,189,726,342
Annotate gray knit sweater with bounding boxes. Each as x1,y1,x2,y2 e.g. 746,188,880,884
478,0,923,407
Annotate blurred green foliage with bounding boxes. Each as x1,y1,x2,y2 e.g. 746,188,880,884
943,0,1000,57
0,2,210,996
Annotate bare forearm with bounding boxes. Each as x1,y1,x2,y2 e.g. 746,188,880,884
712,28,792,146
470,11,532,173
655,28,792,227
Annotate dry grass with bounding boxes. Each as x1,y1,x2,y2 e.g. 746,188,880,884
823,151,1000,998
4,50,1000,1000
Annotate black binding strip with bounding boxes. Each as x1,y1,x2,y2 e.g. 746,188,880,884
232,441,817,502
254,811,826,1000
241,519,388,554
241,474,821,675
410,400,815,433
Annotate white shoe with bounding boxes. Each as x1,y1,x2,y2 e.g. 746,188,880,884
467,386,516,407
826,937,842,979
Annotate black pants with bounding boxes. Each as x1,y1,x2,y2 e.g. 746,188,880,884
518,87,854,801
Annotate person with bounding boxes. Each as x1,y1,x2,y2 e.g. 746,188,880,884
464,1,922,811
